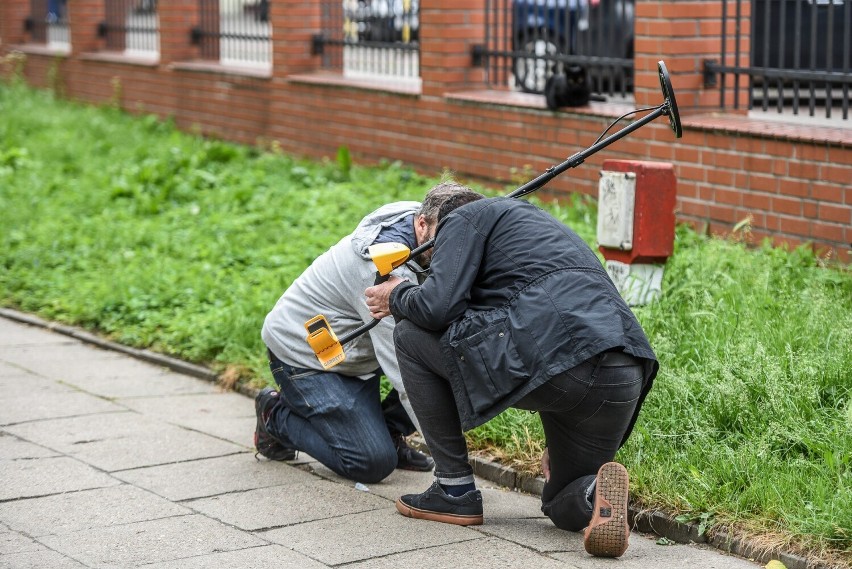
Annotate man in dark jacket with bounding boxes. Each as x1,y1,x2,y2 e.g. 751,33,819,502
365,190,658,558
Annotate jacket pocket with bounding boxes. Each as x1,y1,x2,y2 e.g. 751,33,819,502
453,319,529,414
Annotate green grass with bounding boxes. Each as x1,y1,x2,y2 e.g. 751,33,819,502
1,82,850,566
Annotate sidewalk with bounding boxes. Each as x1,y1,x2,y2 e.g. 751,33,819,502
0,315,763,569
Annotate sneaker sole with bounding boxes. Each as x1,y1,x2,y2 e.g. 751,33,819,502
584,462,630,557
395,498,483,526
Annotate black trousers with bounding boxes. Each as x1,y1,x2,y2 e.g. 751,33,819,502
394,318,643,531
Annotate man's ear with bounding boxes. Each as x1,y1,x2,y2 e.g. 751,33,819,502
414,214,429,240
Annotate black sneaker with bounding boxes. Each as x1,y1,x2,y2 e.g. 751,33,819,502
396,480,483,526
393,434,435,472
254,387,297,461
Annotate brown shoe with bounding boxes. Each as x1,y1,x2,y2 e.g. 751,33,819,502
584,462,630,557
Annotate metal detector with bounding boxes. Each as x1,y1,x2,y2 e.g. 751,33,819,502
305,60,683,370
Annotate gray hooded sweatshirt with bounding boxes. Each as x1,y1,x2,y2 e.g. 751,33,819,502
261,202,422,428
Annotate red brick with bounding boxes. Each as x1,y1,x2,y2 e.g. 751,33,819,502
750,174,778,193
772,196,803,216
742,191,771,210
778,217,812,238
821,165,852,186
710,204,738,223
819,204,852,225
811,183,844,203
810,223,846,242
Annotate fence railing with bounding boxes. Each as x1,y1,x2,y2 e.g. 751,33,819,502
98,0,159,55
476,0,635,98
313,0,420,81
25,0,70,48
706,0,851,122
192,0,272,67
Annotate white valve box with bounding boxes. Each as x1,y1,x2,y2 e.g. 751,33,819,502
597,171,636,251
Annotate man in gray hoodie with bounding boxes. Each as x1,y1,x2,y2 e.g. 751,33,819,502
255,182,469,483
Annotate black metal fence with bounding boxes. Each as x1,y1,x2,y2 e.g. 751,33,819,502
706,0,851,121
313,0,420,80
477,0,635,97
193,0,272,66
26,0,70,46
98,0,159,54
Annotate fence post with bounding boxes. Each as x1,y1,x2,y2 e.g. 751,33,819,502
270,0,320,77
68,0,105,56
0,0,30,48
633,0,749,111
419,0,486,97
158,0,197,64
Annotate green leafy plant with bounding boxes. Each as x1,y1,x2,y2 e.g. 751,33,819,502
676,511,716,537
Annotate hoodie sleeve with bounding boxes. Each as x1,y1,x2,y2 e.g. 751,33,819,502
389,212,485,330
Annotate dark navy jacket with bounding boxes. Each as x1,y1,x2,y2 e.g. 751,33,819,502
389,197,658,439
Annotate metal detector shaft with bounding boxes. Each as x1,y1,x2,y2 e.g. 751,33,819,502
507,103,670,199
308,61,682,367
399,103,671,266
338,318,379,344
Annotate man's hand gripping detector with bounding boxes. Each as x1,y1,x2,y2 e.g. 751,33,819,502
304,242,411,370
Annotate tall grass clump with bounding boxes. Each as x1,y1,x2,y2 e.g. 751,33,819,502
1,82,849,565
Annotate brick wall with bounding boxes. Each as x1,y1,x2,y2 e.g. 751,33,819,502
2,0,849,262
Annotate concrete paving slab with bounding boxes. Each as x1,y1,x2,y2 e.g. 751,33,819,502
0,342,127,369
0,546,89,568
5,412,244,471
0,432,59,459
57,368,219,399
38,514,266,568
141,544,328,569
0,344,217,398
0,484,190,537
0,370,75,393
478,483,547,520
474,515,577,553
185,479,390,531
0,319,72,346
305,459,436,501
0,528,43,554
113,453,317,501
345,535,577,569
0,456,120,501
261,506,483,565
0,389,124,426
119,392,255,446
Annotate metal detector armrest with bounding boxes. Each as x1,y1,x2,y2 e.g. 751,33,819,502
304,315,346,370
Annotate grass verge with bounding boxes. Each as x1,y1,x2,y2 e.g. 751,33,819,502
1,82,850,566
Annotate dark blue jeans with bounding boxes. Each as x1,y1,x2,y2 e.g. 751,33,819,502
266,350,414,484
394,319,643,531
